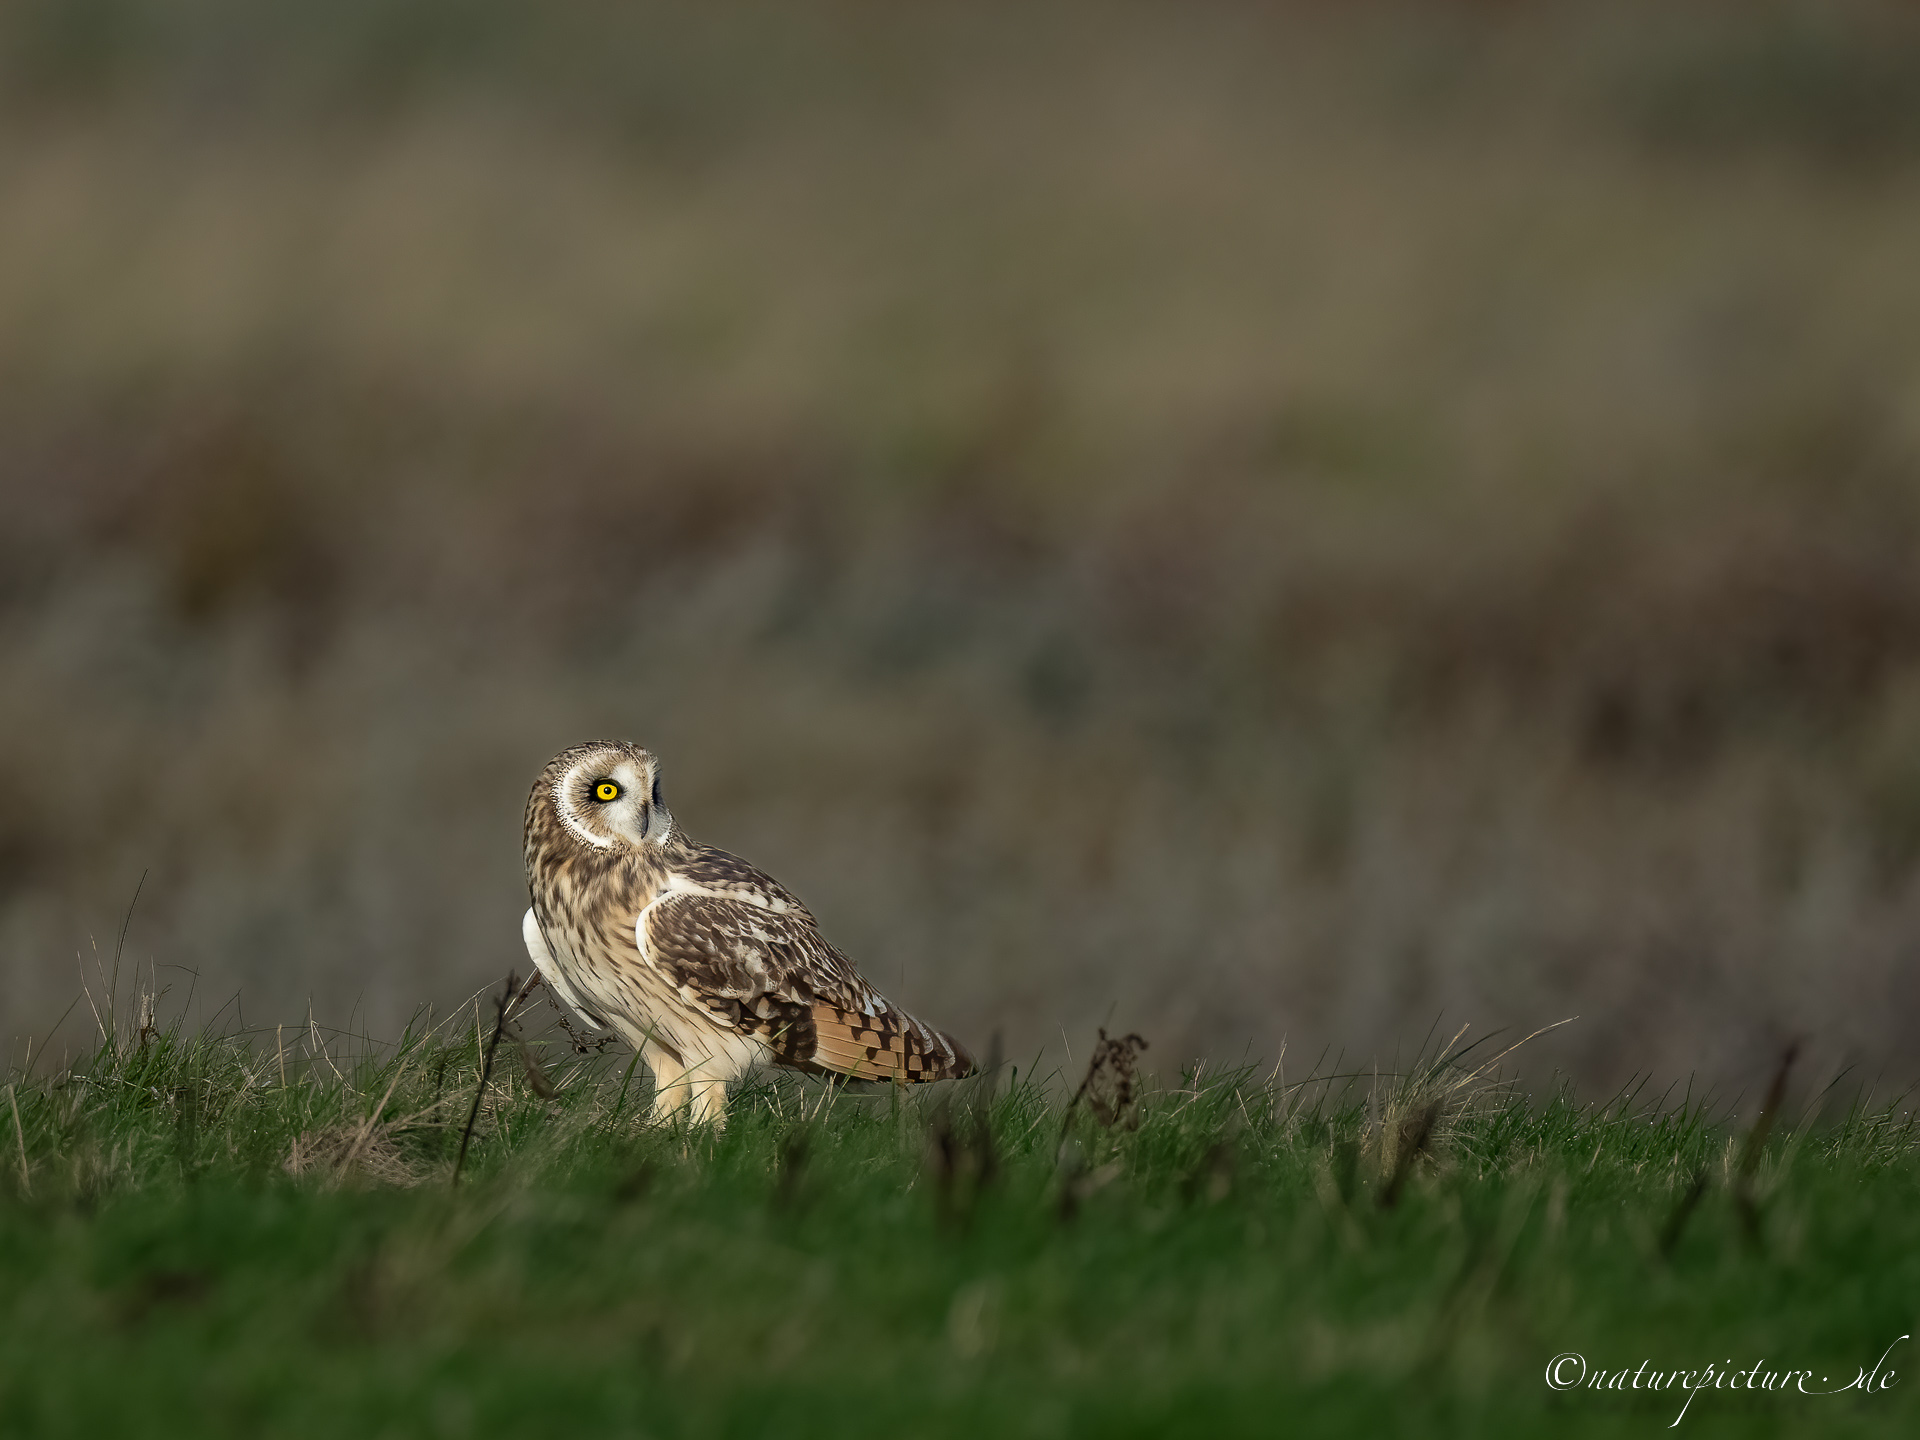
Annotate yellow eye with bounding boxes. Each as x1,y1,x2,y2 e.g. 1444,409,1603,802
594,781,620,802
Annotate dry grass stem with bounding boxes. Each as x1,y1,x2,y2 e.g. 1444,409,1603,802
7,1084,28,1197
285,1124,423,1188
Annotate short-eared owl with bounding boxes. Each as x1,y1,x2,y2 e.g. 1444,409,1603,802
522,740,975,1125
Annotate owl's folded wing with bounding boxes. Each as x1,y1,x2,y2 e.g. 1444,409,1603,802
638,892,973,1083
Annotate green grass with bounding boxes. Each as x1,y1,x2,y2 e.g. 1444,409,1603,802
2,1004,1916,1439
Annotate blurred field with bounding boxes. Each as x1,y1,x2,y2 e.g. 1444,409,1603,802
7,1,1920,1090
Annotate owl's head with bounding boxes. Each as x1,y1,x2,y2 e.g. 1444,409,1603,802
529,740,673,855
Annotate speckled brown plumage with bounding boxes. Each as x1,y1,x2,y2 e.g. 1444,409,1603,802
521,740,974,1124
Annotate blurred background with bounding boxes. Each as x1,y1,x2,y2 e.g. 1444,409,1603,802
6,0,1920,1095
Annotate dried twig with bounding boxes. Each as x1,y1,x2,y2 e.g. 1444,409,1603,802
554,1012,615,1055
926,1090,999,1229
774,1127,810,1211
1181,1138,1237,1205
1379,1099,1441,1209
1060,1029,1149,1139
1659,1166,1710,1260
512,1022,558,1101
504,969,543,1018
452,972,516,1186
1733,1041,1800,1248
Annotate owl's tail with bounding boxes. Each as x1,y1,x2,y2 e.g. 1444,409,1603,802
803,1001,975,1083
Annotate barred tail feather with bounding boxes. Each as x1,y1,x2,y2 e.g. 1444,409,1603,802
805,1002,975,1082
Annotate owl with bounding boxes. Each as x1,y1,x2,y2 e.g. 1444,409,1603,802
521,740,975,1125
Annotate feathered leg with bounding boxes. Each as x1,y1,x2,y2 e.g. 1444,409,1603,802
645,1045,737,1128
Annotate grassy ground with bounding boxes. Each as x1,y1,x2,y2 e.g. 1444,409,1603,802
2,993,1915,1438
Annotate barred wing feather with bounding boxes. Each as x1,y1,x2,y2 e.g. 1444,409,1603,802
638,892,973,1083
